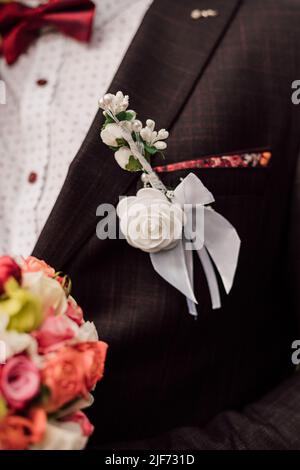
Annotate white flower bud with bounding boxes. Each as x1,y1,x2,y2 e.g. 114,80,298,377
100,123,124,147
140,127,152,143
157,129,169,140
99,92,130,114
132,120,143,133
146,119,155,130
154,141,167,150
103,94,113,106
114,147,133,169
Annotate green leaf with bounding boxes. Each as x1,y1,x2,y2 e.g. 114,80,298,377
102,114,115,127
125,156,143,172
116,138,128,147
143,143,158,155
102,111,135,130
116,111,135,122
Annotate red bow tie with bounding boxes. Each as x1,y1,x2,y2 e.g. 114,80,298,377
0,0,96,65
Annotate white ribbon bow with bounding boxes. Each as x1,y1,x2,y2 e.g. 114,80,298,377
150,173,241,316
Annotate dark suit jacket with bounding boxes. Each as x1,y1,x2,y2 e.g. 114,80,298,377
32,0,300,449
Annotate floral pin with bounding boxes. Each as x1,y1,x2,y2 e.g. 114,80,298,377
100,92,168,172
99,92,241,316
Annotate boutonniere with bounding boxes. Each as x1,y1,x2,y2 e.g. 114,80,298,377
99,92,241,317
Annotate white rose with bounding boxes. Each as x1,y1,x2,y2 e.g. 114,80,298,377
30,420,88,450
75,321,99,343
117,188,185,253
114,146,135,169
0,312,40,363
0,330,38,361
100,123,124,147
23,272,67,316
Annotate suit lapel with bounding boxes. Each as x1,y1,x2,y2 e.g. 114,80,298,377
33,0,242,269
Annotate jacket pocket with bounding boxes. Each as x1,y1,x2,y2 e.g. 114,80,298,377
152,148,272,197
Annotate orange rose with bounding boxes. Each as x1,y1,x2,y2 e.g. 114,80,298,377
21,256,55,277
74,341,108,390
41,347,87,412
0,408,46,450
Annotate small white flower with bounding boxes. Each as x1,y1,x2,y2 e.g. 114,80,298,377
146,119,155,130
117,188,185,253
132,119,143,133
114,146,134,169
99,91,129,116
140,120,169,150
140,126,152,143
154,141,167,150
100,123,124,147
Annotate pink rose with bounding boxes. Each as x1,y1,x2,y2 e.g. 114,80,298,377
21,256,55,277
32,314,75,354
65,296,84,326
60,411,94,437
0,356,40,410
0,256,22,295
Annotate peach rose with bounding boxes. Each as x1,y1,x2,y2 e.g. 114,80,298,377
0,408,46,450
41,347,87,412
21,256,55,277
75,341,108,390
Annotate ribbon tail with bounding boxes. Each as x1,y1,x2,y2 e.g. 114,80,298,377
204,208,241,294
184,247,198,317
150,240,197,305
197,246,221,310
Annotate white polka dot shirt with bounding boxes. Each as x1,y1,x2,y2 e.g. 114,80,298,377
0,0,152,257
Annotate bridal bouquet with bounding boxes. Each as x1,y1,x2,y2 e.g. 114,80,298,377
0,256,108,450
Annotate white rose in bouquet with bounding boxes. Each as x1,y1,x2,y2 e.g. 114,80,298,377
23,271,67,316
